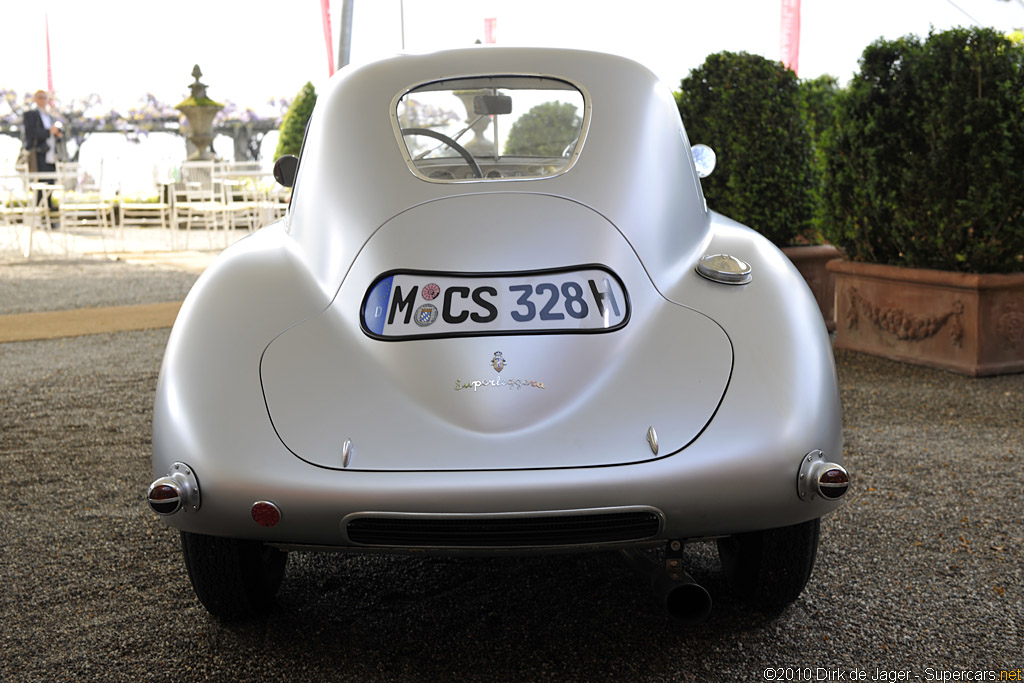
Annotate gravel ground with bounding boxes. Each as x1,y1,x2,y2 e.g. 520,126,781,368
0,257,198,315
1,259,1021,681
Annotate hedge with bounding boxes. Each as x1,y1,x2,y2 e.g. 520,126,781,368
676,51,815,247
820,28,1024,273
799,75,840,243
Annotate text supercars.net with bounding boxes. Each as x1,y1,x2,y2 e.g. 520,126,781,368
762,667,1024,681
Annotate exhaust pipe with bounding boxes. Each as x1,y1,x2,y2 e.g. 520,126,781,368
655,567,713,625
620,548,712,625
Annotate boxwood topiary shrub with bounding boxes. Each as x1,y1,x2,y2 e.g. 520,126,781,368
274,82,317,160
821,27,1024,273
799,75,840,244
676,51,815,247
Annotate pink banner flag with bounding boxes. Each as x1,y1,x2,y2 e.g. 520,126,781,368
46,13,54,93
780,0,801,75
484,18,497,44
321,0,335,76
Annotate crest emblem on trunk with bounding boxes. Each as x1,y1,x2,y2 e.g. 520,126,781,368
491,351,506,373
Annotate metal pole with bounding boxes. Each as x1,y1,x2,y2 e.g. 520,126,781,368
337,0,354,70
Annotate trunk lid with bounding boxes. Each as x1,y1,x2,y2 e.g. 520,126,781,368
261,194,731,471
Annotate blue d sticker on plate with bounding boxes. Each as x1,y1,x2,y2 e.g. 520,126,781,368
361,267,629,340
362,275,394,336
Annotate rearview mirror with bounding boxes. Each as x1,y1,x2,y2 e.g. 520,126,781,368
273,155,298,187
473,95,513,116
691,144,716,179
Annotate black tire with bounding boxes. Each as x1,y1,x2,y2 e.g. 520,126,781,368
717,518,820,611
180,531,287,619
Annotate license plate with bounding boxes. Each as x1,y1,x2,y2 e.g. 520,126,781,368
361,266,629,339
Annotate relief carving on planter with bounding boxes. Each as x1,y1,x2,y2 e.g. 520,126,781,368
846,287,964,347
997,301,1023,350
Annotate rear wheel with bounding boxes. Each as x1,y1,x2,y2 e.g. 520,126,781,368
180,531,287,619
717,518,820,611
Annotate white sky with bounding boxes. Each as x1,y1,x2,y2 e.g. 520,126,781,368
3,0,1023,116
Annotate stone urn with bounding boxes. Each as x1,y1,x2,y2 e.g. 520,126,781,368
176,65,224,161
454,89,494,156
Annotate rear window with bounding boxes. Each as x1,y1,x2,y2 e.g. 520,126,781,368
394,75,588,183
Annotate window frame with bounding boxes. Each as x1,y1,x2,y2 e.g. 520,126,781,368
390,73,592,184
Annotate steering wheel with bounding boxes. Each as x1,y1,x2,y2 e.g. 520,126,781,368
402,127,483,179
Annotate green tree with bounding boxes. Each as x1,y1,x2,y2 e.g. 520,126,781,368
676,52,814,246
504,101,580,157
274,82,316,159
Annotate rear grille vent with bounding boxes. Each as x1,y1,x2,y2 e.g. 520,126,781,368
346,510,660,547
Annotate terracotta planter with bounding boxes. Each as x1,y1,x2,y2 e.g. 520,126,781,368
783,244,842,332
828,260,1024,376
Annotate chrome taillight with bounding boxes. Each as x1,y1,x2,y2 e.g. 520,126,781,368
816,466,850,500
146,462,201,515
147,481,182,515
797,450,850,502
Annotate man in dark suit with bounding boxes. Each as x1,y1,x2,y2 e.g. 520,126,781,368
23,90,63,215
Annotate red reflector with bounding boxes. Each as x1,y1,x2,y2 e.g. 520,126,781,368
251,501,281,527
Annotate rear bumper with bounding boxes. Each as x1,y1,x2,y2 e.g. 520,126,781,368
151,415,845,549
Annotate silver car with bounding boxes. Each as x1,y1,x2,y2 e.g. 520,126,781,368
148,47,848,622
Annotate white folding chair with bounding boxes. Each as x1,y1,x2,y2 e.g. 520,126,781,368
0,181,33,257
216,162,266,233
119,182,172,243
175,160,226,248
22,167,69,257
56,161,115,254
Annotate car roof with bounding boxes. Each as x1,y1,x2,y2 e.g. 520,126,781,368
288,47,709,290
